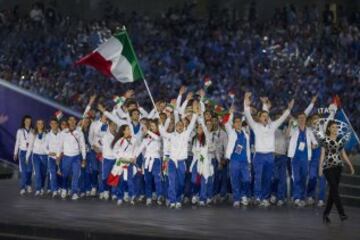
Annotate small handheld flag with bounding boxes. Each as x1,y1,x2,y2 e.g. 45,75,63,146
54,111,63,121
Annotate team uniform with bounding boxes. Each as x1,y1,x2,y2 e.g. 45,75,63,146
225,113,251,206
45,130,61,196
244,105,290,206
14,128,33,194
58,128,86,200
159,114,198,208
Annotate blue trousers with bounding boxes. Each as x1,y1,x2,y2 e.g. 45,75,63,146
271,155,288,200
253,153,274,200
307,157,326,201
217,162,229,198
102,158,116,193
144,158,162,199
184,156,193,198
291,156,308,200
32,154,48,191
117,164,135,199
134,155,144,197
200,176,214,201
61,155,81,194
18,150,32,189
168,159,186,204
229,160,250,201
191,161,200,196
48,157,59,192
88,150,102,191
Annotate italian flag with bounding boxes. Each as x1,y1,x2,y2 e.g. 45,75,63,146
76,29,144,83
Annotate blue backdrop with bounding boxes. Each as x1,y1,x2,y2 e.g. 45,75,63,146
0,79,80,162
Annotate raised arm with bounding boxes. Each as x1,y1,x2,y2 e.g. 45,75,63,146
79,131,87,161
176,86,186,112
185,113,198,136
179,92,193,116
224,108,234,134
304,95,317,116
272,99,294,129
99,103,128,127
243,92,258,130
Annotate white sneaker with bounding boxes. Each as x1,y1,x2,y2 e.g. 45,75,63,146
117,199,123,206
111,195,117,201
124,192,129,202
206,198,212,205
270,195,277,204
254,198,261,206
317,200,325,207
294,199,301,207
85,191,91,197
260,200,270,207
166,199,170,207
20,189,26,195
71,194,79,200
191,195,199,204
146,198,152,206
47,189,51,195
277,200,285,206
52,191,58,198
40,189,45,196
157,197,163,205
175,202,182,209
300,200,306,207
99,192,104,200
90,187,97,197
152,192,157,201
183,197,190,204
233,201,240,208
26,186,32,193
61,189,67,199
241,196,249,206
307,197,315,206
80,192,86,198
103,191,110,200
35,190,41,196
130,197,136,205
169,203,176,209
138,195,145,202
199,201,205,206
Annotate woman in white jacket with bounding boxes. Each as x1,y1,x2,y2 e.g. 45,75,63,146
13,115,33,195
136,120,163,206
26,119,48,196
111,124,138,205
190,117,214,206
159,104,199,209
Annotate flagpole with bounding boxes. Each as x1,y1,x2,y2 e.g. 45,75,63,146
341,109,360,145
121,25,159,115
142,78,159,115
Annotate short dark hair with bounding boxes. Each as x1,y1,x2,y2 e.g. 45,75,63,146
129,108,140,117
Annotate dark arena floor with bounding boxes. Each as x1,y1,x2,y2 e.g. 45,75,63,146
0,179,359,240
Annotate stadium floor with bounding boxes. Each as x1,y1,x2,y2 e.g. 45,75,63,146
0,179,359,240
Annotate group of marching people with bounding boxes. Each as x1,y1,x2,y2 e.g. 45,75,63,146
14,86,351,209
